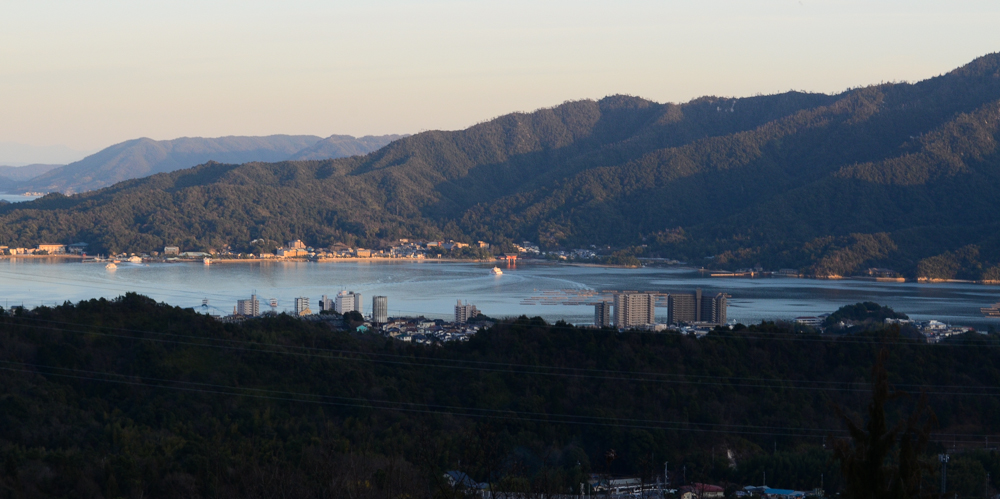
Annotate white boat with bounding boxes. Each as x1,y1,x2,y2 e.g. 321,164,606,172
127,256,142,263
491,266,503,275
105,263,117,270
203,257,211,265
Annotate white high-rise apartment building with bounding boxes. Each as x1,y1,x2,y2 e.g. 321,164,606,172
318,295,334,313
336,290,362,314
372,296,388,323
294,297,311,315
454,300,479,323
612,293,655,328
236,294,260,316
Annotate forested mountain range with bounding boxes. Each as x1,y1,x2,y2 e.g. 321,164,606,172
0,164,60,192
289,134,409,160
3,53,1000,276
0,294,997,497
8,134,404,194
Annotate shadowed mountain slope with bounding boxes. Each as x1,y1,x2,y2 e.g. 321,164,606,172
3,53,1000,276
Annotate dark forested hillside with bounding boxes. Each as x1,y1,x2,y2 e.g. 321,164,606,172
0,294,998,497
3,54,1000,276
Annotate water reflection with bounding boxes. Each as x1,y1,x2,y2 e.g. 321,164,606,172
0,258,997,328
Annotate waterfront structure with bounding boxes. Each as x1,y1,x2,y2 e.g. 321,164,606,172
455,300,479,323
612,293,655,328
163,246,179,255
318,294,334,313
373,296,388,323
287,240,306,249
277,247,308,258
67,242,89,254
594,302,612,327
36,243,66,254
335,290,362,314
667,289,727,325
236,294,260,317
294,297,311,316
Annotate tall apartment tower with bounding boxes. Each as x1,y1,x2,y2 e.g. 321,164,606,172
701,293,727,325
594,302,612,327
667,289,727,325
318,294,334,313
667,290,699,324
335,290,362,314
455,300,479,323
236,293,260,316
294,297,311,315
372,296,388,323
612,293,655,328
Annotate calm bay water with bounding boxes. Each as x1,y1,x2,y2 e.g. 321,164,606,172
1,258,998,328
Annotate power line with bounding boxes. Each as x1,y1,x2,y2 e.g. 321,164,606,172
5,315,1000,396
2,358,994,442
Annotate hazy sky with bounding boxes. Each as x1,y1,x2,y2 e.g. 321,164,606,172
1,0,998,162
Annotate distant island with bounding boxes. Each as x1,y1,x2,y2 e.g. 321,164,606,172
3,54,1000,278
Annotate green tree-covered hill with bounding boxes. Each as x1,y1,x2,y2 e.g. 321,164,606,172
1,295,998,497
3,54,1000,276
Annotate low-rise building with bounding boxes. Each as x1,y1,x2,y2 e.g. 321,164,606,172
36,243,65,254
680,483,725,499
67,242,89,254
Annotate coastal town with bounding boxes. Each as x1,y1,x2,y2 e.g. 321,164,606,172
443,470,826,499
211,283,980,346
2,238,987,341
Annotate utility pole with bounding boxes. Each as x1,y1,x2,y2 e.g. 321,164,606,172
940,454,950,496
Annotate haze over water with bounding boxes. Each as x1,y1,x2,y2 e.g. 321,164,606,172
1,258,998,329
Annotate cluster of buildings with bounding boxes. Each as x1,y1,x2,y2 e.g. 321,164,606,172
233,290,388,322
447,471,819,499
229,291,487,344
793,315,975,342
883,318,975,343
595,289,729,330
383,318,483,344
0,242,88,255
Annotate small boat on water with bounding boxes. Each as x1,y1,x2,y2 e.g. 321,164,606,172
105,263,117,270
127,256,142,263
203,257,211,265
491,266,503,275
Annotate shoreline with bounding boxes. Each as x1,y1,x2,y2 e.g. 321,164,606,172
0,255,84,260
5,255,1000,286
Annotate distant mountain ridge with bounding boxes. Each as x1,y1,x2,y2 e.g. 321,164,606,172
11,134,404,194
290,134,409,160
3,53,1000,277
0,164,62,192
